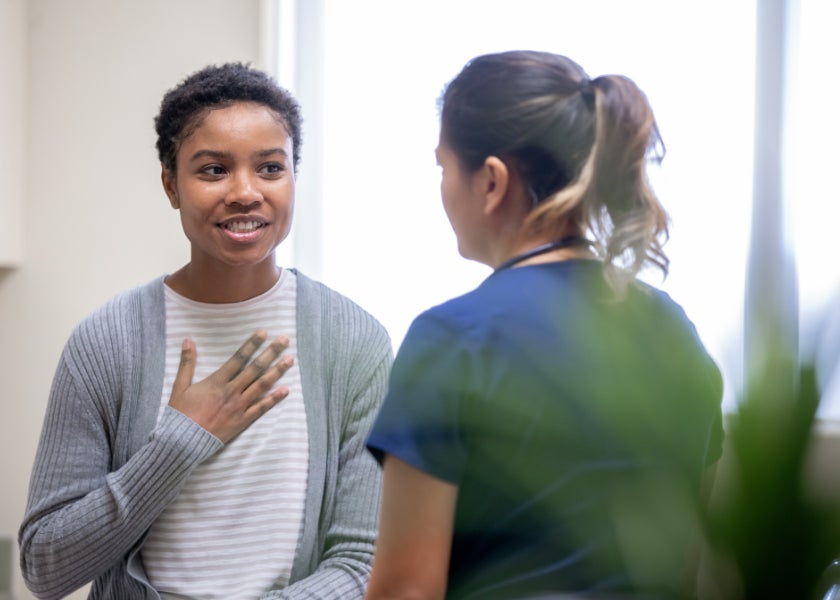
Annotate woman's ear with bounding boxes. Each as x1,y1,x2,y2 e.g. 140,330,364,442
480,156,510,216
161,166,179,209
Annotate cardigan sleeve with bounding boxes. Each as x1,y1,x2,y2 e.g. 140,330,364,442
262,285,393,599
18,303,222,600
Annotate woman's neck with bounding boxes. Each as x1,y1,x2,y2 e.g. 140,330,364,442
165,260,282,303
494,233,595,271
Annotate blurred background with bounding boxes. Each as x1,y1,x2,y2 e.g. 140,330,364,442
1,1,838,598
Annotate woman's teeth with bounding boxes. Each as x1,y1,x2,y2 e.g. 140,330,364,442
224,221,263,233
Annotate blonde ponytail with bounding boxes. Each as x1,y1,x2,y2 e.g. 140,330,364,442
523,74,669,295
440,52,670,294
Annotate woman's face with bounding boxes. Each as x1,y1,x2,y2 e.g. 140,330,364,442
162,101,295,274
436,138,488,264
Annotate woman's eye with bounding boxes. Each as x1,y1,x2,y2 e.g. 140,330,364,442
200,165,226,176
260,163,285,176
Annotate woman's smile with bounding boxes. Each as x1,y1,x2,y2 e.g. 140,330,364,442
219,216,270,242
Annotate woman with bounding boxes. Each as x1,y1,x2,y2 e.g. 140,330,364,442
366,51,723,599
19,63,392,599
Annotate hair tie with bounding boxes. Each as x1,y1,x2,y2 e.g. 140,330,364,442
578,78,596,108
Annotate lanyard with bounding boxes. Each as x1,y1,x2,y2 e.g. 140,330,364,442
493,236,591,272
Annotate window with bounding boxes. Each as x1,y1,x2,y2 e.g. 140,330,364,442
271,0,840,417
793,1,840,417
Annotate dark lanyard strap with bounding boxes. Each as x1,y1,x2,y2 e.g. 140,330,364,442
494,236,591,272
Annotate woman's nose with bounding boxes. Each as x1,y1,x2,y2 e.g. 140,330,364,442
225,172,262,207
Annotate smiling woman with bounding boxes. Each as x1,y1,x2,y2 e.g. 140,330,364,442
162,101,296,301
18,62,392,600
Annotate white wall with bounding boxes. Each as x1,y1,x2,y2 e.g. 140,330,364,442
0,1,263,597
0,0,26,267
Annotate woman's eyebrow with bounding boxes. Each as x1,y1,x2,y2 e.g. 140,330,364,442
188,148,289,161
255,147,289,158
188,149,230,162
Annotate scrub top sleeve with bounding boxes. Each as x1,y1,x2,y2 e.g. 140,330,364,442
367,313,468,485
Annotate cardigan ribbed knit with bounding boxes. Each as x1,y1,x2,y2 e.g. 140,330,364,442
19,270,392,600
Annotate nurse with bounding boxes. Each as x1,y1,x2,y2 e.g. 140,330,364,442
366,50,723,600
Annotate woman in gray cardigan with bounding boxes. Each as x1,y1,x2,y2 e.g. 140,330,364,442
19,63,392,600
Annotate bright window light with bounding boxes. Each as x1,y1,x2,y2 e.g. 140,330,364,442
794,1,840,418
310,0,756,413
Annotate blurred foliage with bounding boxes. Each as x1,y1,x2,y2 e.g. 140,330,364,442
701,359,840,599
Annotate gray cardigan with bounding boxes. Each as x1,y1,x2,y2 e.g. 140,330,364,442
19,271,393,600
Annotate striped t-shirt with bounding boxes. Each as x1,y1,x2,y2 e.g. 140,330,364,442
141,270,309,599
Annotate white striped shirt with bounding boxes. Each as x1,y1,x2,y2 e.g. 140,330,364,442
141,270,308,599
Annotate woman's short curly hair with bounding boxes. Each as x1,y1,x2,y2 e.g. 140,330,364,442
154,62,303,174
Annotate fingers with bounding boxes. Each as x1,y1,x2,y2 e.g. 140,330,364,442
171,338,197,396
243,386,291,422
235,334,292,388
216,330,270,381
